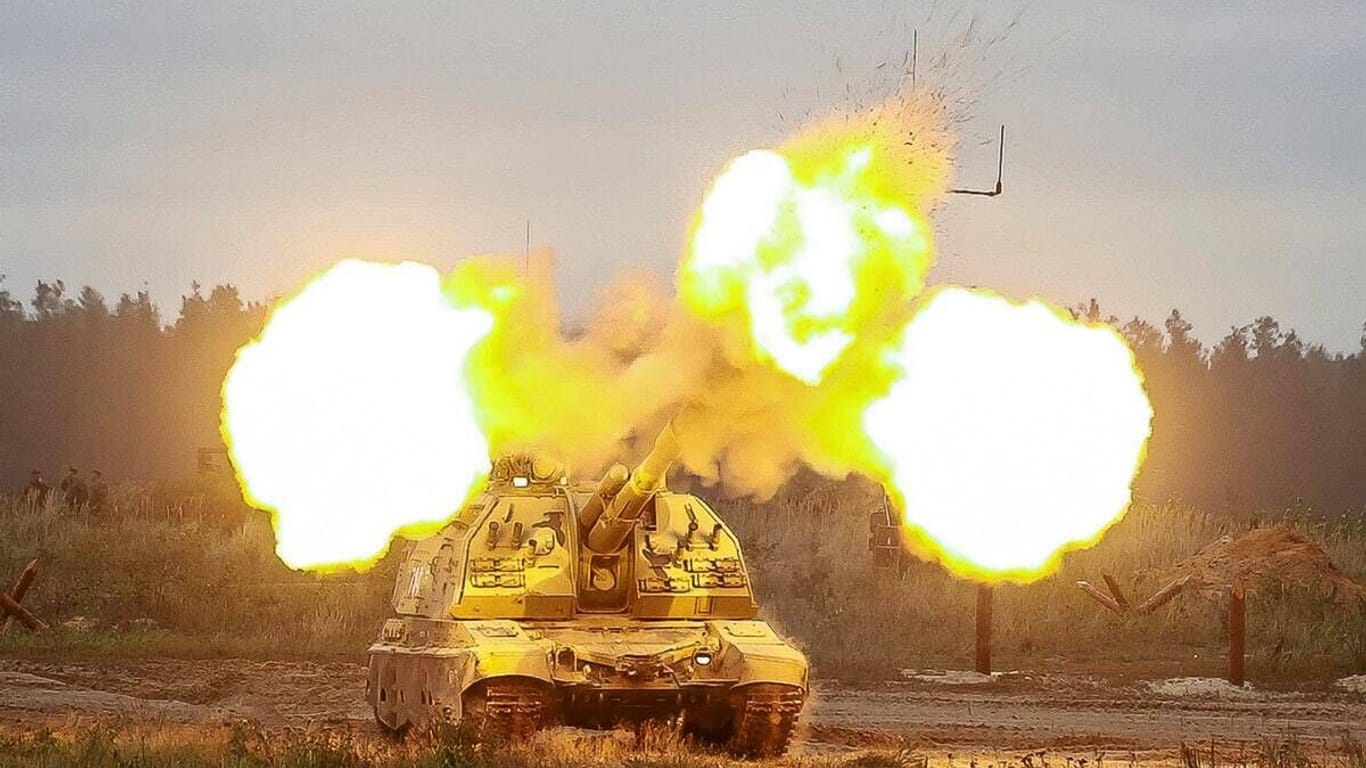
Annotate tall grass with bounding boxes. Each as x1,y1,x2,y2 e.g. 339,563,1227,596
0,483,393,659
0,720,925,768
721,478,1366,681
0,727,1360,768
1,478,1362,680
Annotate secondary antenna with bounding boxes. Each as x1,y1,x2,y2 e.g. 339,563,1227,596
524,220,531,275
911,29,917,92
908,27,1004,198
949,125,1006,197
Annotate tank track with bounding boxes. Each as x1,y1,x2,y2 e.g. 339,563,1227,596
462,678,556,741
727,683,805,757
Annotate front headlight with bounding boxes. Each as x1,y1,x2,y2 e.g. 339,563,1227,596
693,649,714,667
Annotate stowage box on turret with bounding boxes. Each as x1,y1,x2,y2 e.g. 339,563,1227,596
367,424,808,756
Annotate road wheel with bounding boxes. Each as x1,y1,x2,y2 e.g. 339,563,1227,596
461,678,556,743
683,703,734,747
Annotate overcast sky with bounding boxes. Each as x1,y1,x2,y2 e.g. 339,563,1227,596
4,1,1364,351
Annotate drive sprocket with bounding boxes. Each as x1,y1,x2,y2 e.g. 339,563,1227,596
727,683,804,757
461,678,556,742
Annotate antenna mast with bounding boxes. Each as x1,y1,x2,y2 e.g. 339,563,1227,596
911,29,918,92
949,125,1006,197
524,220,531,275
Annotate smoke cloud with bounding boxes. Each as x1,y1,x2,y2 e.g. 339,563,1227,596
460,91,956,498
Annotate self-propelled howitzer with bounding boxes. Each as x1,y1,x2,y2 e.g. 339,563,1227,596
367,424,808,756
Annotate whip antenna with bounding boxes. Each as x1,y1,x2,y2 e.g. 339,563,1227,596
950,125,1006,197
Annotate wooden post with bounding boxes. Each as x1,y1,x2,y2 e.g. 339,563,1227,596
1228,577,1246,686
975,584,993,675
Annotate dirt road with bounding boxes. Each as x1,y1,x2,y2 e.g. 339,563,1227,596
0,659,1361,757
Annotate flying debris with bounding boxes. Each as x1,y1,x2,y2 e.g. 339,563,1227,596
220,89,1151,589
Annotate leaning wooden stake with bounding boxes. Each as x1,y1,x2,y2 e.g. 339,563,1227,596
1228,577,1246,686
0,593,47,632
1102,573,1131,610
0,559,39,633
1136,575,1191,614
1077,580,1125,614
975,584,993,675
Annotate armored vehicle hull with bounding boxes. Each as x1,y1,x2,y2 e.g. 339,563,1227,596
368,618,806,754
367,426,808,756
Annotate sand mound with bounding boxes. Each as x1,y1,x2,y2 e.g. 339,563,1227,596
899,669,996,685
1146,677,1256,698
1336,674,1366,694
1143,524,1366,600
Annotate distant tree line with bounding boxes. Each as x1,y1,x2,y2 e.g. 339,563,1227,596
0,276,1362,517
0,276,264,489
1076,299,1366,518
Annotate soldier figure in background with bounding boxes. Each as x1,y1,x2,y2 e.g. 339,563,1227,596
23,470,51,508
60,466,88,511
89,470,109,514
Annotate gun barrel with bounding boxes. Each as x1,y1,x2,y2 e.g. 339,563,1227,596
585,423,680,553
577,463,629,535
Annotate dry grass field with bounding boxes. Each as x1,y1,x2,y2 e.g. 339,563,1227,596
723,478,1366,682
0,479,1364,767
0,722,1362,768
1,477,1363,681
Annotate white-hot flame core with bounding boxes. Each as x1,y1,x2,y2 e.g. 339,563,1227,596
865,287,1153,580
221,260,493,570
684,148,922,384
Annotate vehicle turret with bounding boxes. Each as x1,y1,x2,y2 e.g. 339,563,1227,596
584,422,679,553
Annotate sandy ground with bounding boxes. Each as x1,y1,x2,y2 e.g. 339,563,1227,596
0,659,1362,760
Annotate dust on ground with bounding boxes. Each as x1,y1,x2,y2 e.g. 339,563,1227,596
0,658,1362,762
0,659,369,725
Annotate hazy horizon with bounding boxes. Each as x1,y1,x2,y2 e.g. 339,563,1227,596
5,1,1365,352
